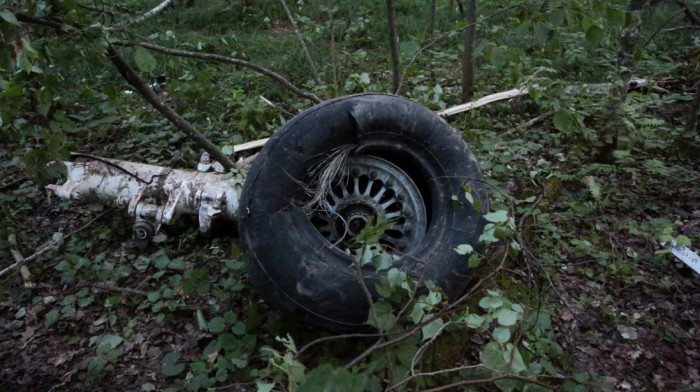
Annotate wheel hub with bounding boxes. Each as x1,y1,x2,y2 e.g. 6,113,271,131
309,155,427,253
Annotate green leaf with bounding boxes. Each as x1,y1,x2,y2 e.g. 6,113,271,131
96,334,123,354
134,46,157,73
147,291,160,302
232,321,246,335
455,244,473,255
553,110,573,133
208,317,226,333
221,145,233,155
168,257,184,270
633,46,644,62
421,317,445,341
607,8,625,27
465,313,484,329
534,22,550,44
0,9,19,26
493,326,511,343
256,382,275,392
548,9,564,27
44,309,60,327
299,364,372,392
366,300,396,332
468,254,482,268
482,341,506,371
496,308,519,326
162,352,185,377
359,72,370,85
585,25,604,46
409,303,425,324
483,210,508,223
478,224,498,243
372,251,393,271
675,235,691,247
196,309,207,330
479,296,504,311
490,46,506,68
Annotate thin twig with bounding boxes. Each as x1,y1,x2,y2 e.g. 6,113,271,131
280,0,322,87
344,246,509,369
294,332,386,359
416,373,554,392
409,320,453,375
392,363,483,389
355,257,379,329
643,8,685,47
0,176,26,191
0,210,111,279
118,41,321,103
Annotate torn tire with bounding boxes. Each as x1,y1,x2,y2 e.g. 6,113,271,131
238,94,487,329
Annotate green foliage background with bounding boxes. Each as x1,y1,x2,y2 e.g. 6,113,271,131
0,0,698,391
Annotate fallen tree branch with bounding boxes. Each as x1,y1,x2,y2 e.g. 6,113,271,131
8,234,34,287
0,211,111,279
118,40,321,103
0,176,26,192
106,43,236,170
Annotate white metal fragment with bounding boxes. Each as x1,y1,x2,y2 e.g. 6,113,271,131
437,87,530,117
47,156,242,236
664,240,700,276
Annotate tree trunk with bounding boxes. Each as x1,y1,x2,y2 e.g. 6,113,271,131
596,1,644,163
386,0,400,93
462,0,476,102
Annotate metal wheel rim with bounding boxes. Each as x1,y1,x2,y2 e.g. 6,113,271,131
309,155,427,253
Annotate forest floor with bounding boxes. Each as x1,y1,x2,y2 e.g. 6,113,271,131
1,109,698,392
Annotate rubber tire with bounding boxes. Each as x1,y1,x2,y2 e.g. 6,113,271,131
238,94,487,330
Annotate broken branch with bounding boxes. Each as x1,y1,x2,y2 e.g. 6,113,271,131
118,41,321,103
106,44,236,170
0,211,111,279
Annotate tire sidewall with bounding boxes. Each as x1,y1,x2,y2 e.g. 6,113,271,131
238,94,487,328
